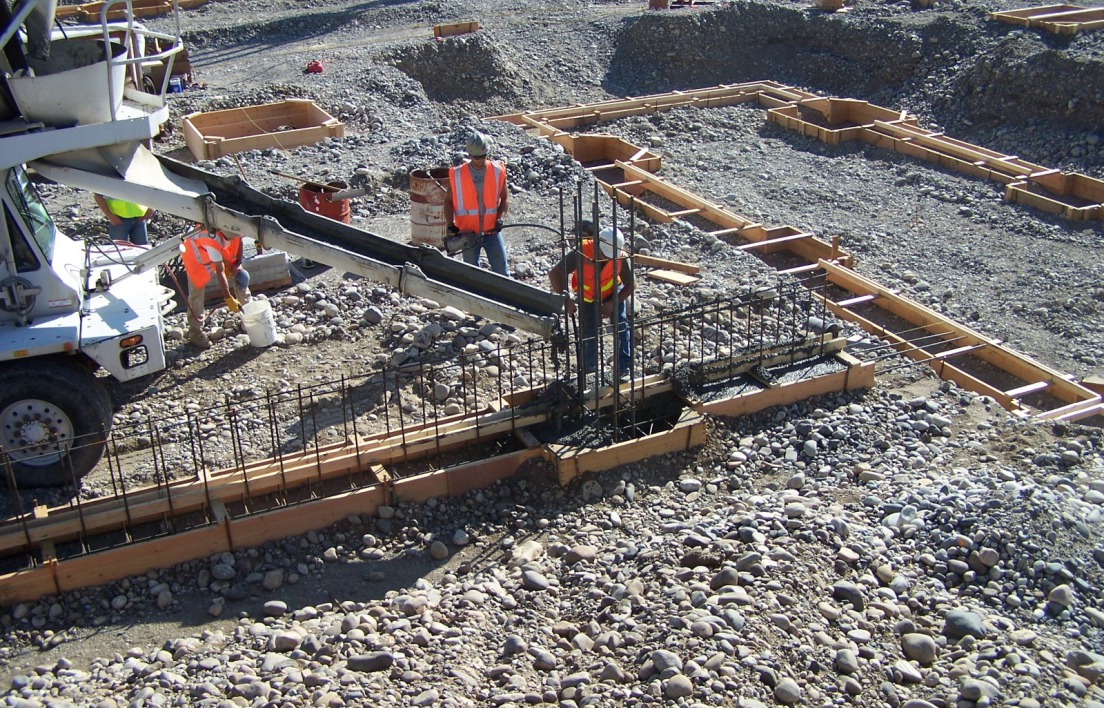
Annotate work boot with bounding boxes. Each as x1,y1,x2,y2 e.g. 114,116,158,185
187,327,211,350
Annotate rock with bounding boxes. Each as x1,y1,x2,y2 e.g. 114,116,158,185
1048,583,1075,607
665,674,694,698
832,581,865,610
347,651,394,672
901,633,938,665
942,609,985,640
835,649,860,675
774,677,802,704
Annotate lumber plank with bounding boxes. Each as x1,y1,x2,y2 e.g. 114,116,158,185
835,293,878,308
634,254,701,274
1005,381,1051,398
737,232,812,252
645,269,701,286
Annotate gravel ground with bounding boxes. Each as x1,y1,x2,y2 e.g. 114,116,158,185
3,0,1104,705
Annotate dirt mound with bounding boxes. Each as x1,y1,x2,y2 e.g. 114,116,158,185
389,33,525,104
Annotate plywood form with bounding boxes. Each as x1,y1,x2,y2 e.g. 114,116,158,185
183,100,344,161
0,371,679,559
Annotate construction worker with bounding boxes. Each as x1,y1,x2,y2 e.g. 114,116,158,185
444,131,510,276
549,223,635,382
181,228,251,349
94,194,152,246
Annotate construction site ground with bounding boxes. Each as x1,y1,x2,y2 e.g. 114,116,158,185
2,0,1104,705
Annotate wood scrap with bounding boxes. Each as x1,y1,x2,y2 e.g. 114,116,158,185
646,269,700,286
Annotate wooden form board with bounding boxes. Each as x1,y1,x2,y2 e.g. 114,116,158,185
613,161,851,267
498,83,1104,223
990,4,1104,35
0,372,682,558
646,269,701,286
54,0,206,22
817,260,1101,419
766,98,918,146
433,21,480,38
550,409,706,486
490,81,817,130
552,133,662,173
692,354,874,418
183,100,344,161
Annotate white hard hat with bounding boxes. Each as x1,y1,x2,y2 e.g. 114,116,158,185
597,227,624,258
467,131,491,157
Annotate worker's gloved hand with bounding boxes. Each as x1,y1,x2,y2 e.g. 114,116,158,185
447,223,460,236
493,219,504,233
563,295,576,316
224,296,242,313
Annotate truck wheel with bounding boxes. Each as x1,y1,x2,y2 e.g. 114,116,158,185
0,358,114,488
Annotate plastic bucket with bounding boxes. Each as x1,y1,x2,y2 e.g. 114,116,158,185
241,299,277,348
409,168,450,248
299,181,351,224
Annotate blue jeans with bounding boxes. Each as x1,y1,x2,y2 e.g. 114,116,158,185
108,217,148,246
579,296,632,374
462,231,509,276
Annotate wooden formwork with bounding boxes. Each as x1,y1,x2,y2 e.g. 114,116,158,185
491,81,816,131
553,133,663,173
612,161,852,267
54,0,206,22
183,99,344,161
817,260,1102,420
498,84,1104,224
0,352,880,604
772,102,1104,222
548,408,707,487
766,98,916,145
699,354,874,417
990,4,1104,35
1005,172,1104,221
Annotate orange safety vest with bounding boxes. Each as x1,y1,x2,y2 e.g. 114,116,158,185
449,160,506,234
182,230,242,290
570,239,620,303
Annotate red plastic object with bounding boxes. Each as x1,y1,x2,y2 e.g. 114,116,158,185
306,60,324,74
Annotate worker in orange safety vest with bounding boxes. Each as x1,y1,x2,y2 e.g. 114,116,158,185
549,222,636,382
444,131,510,276
181,227,251,349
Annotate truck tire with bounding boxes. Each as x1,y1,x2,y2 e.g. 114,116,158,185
0,358,114,488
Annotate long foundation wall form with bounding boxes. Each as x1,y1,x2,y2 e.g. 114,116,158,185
990,4,1104,35
0,284,874,605
493,83,1104,423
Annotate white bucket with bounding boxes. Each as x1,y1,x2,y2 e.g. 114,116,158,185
241,299,277,348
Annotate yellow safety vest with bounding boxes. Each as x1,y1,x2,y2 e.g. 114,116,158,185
104,197,147,219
